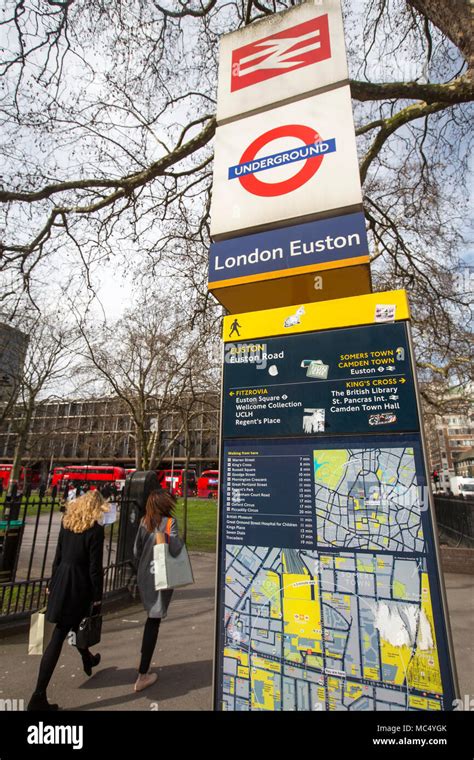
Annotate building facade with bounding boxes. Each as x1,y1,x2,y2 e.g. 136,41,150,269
0,396,220,477
453,448,474,478
0,322,28,402
426,410,474,489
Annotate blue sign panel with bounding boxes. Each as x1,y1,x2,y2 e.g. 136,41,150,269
214,313,458,713
208,211,368,284
222,322,418,438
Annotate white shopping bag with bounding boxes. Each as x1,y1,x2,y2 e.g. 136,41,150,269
28,607,54,655
103,502,117,525
152,543,194,591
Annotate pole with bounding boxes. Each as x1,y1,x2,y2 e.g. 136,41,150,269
170,445,175,497
183,425,189,543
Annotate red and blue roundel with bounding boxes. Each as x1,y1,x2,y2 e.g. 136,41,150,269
227,124,336,197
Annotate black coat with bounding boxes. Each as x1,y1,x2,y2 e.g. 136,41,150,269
46,521,104,627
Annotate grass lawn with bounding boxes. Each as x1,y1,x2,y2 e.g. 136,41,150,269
174,497,218,553
0,493,61,518
0,583,48,616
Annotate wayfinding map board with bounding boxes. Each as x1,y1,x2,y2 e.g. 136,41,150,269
214,312,458,711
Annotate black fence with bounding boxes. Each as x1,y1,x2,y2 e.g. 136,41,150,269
433,495,474,548
0,485,134,621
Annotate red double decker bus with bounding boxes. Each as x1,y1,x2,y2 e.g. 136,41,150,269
62,465,126,490
0,464,33,489
50,467,66,489
197,470,219,499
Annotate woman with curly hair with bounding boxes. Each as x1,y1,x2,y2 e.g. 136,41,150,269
27,489,109,711
133,489,183,692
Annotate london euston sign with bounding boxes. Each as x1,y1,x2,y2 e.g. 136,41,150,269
212,0,459,715
208,212,371,313
210,87,363,239
217,0,348,123
209,212,369,286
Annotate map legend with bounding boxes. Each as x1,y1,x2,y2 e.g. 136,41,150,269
224,450,316,548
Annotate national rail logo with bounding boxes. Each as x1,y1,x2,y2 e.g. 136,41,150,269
230,14,331,92
228,124,336,197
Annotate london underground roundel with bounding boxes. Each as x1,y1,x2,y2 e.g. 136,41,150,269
238,125,324,197
210,86,362,239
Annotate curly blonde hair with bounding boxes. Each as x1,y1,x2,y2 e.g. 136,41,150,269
62,490,109,533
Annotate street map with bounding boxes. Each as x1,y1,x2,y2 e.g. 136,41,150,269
220,446,446,711
314,447,424,552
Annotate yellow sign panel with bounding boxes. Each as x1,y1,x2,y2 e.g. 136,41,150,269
223,289,410,342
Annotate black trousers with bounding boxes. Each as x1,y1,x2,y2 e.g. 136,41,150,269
139,617,161,674
34,622,92,695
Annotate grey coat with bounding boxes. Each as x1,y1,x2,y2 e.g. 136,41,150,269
133,516,183,619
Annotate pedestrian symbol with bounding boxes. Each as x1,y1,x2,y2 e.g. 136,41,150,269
229,319,241,338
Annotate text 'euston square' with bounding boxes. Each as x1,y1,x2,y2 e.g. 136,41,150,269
228,138,336,179
214,230,362,271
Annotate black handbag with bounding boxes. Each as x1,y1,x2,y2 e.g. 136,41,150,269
75,606,102,649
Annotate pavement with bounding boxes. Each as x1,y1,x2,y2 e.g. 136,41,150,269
443,572,474,700
0,557,472,711
0,553,217,712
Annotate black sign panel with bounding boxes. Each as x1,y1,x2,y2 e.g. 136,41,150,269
222,440,316,550
223,322,418,438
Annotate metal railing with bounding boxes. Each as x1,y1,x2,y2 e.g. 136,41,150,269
0,485,134,621
433,495,474,548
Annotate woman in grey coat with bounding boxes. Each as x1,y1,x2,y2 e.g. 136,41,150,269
133,489,183,692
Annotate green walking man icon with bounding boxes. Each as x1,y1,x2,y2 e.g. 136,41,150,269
229,319,241,338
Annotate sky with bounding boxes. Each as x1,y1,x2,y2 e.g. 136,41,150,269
1,0,472,331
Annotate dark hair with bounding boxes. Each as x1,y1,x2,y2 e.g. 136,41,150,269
143,489,176,532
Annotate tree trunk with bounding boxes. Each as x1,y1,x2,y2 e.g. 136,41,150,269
8,400,34,496
141,424,150,470
148,420,160,470
134,423,143,470
407,0,473,71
